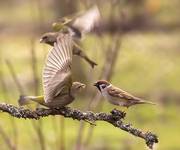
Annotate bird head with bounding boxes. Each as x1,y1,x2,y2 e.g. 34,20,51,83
93,80,110,92
52,17,71,31
59,17,71,25
40,32,59,46
71,82,86,96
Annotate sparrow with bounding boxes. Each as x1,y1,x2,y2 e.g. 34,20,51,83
93,80,155,108
52,5,101,39
39,5,101,68
40,32,97,68
19,34,86,108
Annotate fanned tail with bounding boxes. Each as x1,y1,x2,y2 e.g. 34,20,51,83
18,95,44,106
18,95,35,106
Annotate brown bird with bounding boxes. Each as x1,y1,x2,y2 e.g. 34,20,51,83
94,80,155,108
40,32,97,68
39,5,100,68
19,34,85,108
52,5,101,39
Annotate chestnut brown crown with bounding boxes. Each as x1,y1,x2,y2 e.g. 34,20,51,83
93,80,110,91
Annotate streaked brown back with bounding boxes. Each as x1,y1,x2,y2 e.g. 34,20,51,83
107,86,140,101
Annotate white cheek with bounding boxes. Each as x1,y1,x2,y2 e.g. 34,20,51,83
102,90,108,97
101,85,112,99
101,88,109,97
99,86,103,91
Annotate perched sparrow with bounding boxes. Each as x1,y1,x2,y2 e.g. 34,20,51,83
19,34,85,108
40,32,97,68
52,5,101,39
94,80,155,108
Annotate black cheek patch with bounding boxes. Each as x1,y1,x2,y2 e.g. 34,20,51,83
95,85,101,92
97,86,101,91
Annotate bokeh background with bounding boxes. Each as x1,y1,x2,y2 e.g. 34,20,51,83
0,0,180,150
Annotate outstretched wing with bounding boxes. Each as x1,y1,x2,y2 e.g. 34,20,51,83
107,86,141,102
43,34,73,103
71,5,101,34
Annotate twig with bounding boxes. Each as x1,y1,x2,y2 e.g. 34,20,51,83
0,103,158,149
94,19,180,34
59,117,65,150
0,124,16,150
30,39,39,96
0,71,18,150
5,59,25,94
4,59,24,150
75,36,121,150
83,36,121,149
30,39,46,150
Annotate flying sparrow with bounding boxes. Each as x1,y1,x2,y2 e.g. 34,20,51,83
52,5,101,39
39,5,100,68
94,80,155,108
19,34,85,108
40,32,97,68
40,6,100,68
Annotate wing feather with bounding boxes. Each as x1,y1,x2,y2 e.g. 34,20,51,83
43,34,73,103
107,86,140,101
72,5,101,34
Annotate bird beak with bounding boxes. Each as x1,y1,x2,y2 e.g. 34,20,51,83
93,83,97,87
80,84,86,89
39,38,44,43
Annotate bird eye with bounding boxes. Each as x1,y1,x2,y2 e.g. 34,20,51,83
43,36,48,40
101,84,106,89
78,85,83,89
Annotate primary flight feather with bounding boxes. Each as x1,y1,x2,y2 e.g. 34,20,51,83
19,34,85,108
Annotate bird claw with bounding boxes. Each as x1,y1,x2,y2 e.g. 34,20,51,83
89,61,98,68
111,108,126,119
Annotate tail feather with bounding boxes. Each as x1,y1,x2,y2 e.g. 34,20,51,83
18,95,45,106
18,95,34,106
136,99,156,105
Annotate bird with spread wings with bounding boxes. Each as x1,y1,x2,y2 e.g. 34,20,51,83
19,34,85,108
40,5,101,68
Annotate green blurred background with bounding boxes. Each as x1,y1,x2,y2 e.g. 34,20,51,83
0,0,180,150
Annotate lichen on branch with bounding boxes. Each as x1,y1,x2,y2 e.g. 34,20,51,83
0,103,158,149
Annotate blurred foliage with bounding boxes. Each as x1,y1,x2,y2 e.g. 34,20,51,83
0,0,180,150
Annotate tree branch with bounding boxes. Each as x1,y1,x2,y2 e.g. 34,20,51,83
0,103,158,149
